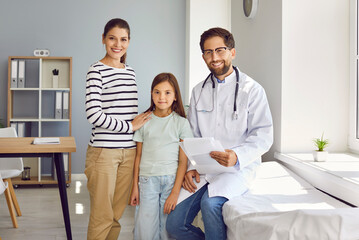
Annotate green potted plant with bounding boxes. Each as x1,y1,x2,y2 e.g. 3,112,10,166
313,133,329,161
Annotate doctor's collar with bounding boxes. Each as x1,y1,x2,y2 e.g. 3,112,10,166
215,76,225,83
214,68,237,84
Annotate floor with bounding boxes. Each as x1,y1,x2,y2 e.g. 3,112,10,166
0,175,135,240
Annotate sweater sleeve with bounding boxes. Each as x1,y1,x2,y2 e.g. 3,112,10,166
85,66,133,133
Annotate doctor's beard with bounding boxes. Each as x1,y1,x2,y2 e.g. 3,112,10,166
208,60,231,78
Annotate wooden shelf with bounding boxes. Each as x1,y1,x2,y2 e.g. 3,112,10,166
12,176,71,185
7,56,72,186
41,88,70,91
10,88,39,91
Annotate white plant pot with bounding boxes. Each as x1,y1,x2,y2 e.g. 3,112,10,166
313,151,328,162
53,75,59,88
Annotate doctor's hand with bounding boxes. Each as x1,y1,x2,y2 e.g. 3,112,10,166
182,170,200,193
210,149,238,167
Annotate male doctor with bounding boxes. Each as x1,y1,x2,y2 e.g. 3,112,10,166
166,27,273,240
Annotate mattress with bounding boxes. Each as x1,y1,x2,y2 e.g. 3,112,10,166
223,161,359,240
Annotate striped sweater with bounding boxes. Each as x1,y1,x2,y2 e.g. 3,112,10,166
85,61,138,148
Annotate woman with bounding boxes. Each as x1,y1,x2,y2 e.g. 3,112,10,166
84,18,151,240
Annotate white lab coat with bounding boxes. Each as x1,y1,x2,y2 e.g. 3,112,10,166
187,67,273,199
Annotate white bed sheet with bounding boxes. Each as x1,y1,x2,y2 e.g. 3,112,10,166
223,161,359,240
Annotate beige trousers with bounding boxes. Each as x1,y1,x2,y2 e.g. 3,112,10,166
85,145,136,240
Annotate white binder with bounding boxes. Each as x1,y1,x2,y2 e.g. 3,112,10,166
62,92,69,119
52,75,59,88
10,122,18,133
18,60,25,88
55,91,62,119
17,122,25,137
11,60,18,88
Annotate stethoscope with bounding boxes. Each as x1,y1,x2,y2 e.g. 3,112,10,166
195,66,240,120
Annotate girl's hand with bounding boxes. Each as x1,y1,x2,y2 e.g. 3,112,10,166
183,170,200,193
130,186,139,206
132,111,152,131
164,192,179,214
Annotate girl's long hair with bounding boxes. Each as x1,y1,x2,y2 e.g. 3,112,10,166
103,18,130,63
146,73,186,118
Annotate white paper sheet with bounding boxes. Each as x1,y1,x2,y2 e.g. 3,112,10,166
180,138,236,174
176,176,207,205
32,137,60,145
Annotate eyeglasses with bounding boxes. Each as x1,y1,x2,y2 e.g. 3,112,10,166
202,47,230,59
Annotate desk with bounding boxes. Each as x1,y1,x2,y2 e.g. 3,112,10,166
0,137,76,240
274,152,359,207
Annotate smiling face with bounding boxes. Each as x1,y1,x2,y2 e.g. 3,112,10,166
202,36,236,80
102,27,129,64
151,81,176,116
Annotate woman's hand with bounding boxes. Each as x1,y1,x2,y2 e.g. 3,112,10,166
131,111,152,131
164,192,179,214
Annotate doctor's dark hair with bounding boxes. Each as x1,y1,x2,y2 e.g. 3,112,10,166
103,18,130,63
200,27,235,52
146,73,186,118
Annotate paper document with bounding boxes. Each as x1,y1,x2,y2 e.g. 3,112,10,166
32,137,60,145
177,176,207,205
180,138,236,174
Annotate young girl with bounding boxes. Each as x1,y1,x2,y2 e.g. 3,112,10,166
130,73,193,240
84,18,151,240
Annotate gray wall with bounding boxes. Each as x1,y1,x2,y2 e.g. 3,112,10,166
0,0,186,173
231,0,282,161
231,0,349,157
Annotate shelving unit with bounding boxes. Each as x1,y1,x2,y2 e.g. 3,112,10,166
7,56,72,186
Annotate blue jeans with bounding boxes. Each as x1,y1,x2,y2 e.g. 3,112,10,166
166,184,228,240
134,175,175,240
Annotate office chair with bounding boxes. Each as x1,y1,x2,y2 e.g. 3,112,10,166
0,127,24,228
